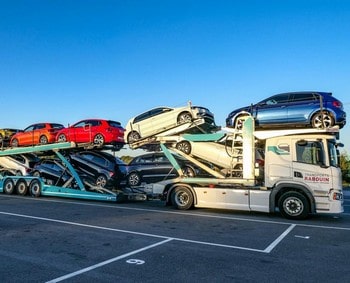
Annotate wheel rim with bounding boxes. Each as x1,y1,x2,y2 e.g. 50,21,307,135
96,175,107,187
128,132,140,143
313,113,333,128
177,141,191,154
183,167,195,177
40,136,48,144
93,134,104,146
30,180,41,196
17,181,27,195
4,179,14,194
128,173,140,186
12,139,19,147
178,113,192,124
283,197,303,216
58,134,67,142
175,191,190,206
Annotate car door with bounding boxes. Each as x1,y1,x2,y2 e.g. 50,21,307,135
21,124,37,145
149,107,175,134
73,120,93,143
287,92,320,124
254,93,290,125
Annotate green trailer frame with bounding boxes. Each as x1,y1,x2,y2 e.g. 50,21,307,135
0,142,118,202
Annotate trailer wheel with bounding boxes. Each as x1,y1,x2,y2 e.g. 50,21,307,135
3,178,15,194
16,179,28,196
171,186,194,210
278,191,310,220
29,179,41,197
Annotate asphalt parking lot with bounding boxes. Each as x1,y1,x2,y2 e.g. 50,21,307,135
1,190,350,283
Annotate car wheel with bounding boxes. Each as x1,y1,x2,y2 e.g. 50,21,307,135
176,141,191,154
95,174,107,187
32,171,41,177
311,111,334,129
57,133,67,142
171,186,194,210
127,131,141,144
127,172,141,186
39,135,48,144
93,134,105,146
182,166,196,177
11,138,19,147
177,112,192,124
278,191,310,220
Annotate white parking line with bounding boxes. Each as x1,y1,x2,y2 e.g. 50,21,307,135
264,224,296,253
0,211,270,252
46,238,173,283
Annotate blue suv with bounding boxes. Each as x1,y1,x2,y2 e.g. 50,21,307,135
226,91,346,129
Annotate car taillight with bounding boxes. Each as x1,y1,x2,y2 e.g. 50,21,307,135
256,159,264,166
332,101,342,108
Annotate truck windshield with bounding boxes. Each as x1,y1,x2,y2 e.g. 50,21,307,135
328,139,339,167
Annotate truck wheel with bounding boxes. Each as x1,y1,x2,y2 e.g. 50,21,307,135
278,191,309,220
29,179,41,197
16,179,28,196
171,186,194,210
3,178,15,194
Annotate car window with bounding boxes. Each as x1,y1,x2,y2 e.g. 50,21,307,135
11,155,25,164
35,124,46,130
89,120,101,126
50,123,64,129
24,125,35,132
262,94,289,105
134,112,151,123
291,93,317,102
108,120,122,127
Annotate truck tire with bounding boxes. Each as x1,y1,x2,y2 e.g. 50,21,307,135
171,186,194,210
3,178,15,194
29,179,41,197
278,191,310,220
16,179,28,196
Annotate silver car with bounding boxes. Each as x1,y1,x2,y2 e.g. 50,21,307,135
125,104,215,144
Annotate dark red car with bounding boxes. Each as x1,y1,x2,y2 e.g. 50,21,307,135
56,119,125,149
10,123,64,147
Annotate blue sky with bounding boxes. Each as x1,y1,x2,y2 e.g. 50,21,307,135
1,0,349,155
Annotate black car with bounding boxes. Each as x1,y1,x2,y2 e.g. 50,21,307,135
31,159,95,188
126,152,201,187
68,150,127,189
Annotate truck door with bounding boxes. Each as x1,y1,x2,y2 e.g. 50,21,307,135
293,140,333,192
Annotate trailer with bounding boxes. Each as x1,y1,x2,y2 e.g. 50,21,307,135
141,116,344,219
0,142,120,202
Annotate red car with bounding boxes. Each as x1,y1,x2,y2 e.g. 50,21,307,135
56,119,125,148
10,123,64,147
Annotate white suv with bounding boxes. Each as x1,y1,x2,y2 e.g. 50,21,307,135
0,153,40,175
125,104,215,144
